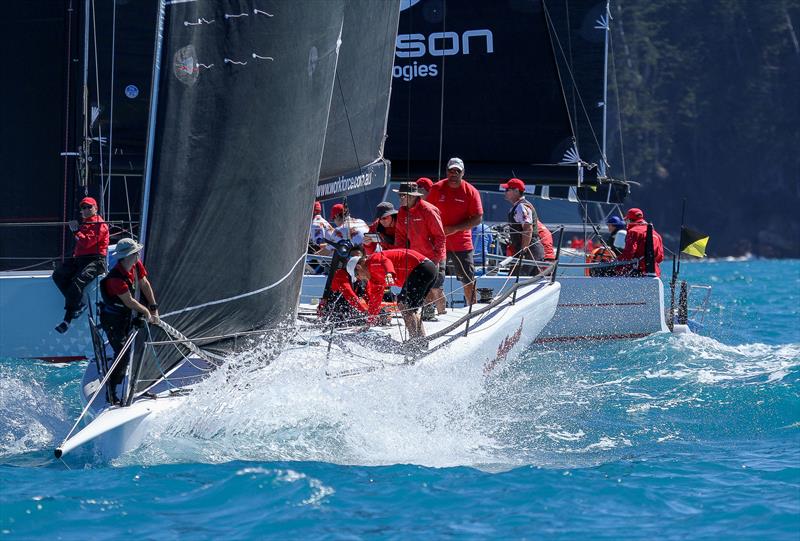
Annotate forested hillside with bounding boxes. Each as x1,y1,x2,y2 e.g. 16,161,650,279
607,0,799,257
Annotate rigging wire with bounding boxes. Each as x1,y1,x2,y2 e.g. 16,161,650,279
90,0,105,199
436,1,448,181
61,0,75,263
609,30,628,181
542,2,606,169
104,0,117,216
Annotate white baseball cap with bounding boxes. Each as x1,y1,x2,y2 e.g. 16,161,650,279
446,157,464,172
346,257,361,282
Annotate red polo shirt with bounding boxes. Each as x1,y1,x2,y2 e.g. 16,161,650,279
427,179,483,252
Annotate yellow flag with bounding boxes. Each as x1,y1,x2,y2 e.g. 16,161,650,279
680,226,709,258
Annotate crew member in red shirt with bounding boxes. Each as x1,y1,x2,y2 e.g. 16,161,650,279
415,177,434,199
318,247,369,323
52,197,110,333
619,208,664,276
538,220,555,261
364,202,398,255
393,183,447,318
98,238,158,404
348,248,437,339
427,157,483,305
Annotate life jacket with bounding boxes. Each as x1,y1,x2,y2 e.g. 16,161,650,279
99,265,137,313
507,198,539,254
586,246,616,277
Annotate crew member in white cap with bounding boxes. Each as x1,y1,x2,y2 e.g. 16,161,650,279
98,238,158,404
427,157,483,305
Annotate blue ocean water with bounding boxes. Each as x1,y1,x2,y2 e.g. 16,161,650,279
1,260,798,540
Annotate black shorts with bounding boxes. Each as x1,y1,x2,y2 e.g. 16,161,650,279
432,260,445,289
398,260,437,309
446,250,475,284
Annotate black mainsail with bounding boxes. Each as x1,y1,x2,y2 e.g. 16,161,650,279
132,0,348,393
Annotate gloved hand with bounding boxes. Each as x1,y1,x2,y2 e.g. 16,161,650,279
68,220,79,232
385,273,395,286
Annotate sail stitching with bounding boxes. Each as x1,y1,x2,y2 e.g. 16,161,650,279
160,253,307,318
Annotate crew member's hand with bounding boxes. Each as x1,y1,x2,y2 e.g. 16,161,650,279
363,236,374,245
385,273,395,286
68,220,79,232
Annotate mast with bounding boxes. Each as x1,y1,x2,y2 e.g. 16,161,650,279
599,0,611,177
80,0,90,189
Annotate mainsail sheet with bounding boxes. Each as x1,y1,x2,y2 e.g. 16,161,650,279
133,0,347,393
317,0,401,201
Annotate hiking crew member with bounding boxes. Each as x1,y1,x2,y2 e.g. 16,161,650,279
501,178,544,275
538,220,555,261
52,197,110,333
619,208,664,276
99,238,158,405
364,202,398,255
348,249,437,340
393,183,447,318
428,157,483,305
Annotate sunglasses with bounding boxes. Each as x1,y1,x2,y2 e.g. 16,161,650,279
80,205,93,210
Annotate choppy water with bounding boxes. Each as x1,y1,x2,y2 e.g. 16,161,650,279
1,260,798,539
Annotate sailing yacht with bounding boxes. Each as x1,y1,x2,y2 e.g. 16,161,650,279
53,0,560,460
300,0,701,343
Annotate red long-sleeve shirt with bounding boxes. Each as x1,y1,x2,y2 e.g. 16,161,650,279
330,268,368,313
364,249,426,316
393,200,446,263
538,221,555,260
73,214,109,257
619,221,664,276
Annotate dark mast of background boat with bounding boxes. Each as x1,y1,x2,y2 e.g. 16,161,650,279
133,1,347,392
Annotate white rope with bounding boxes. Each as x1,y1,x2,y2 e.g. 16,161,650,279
160,253,306,318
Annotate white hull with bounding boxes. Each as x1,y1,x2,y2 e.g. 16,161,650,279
57,279,559,460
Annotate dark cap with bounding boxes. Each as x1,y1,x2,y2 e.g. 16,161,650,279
375,202,398,220
607,215,625,228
